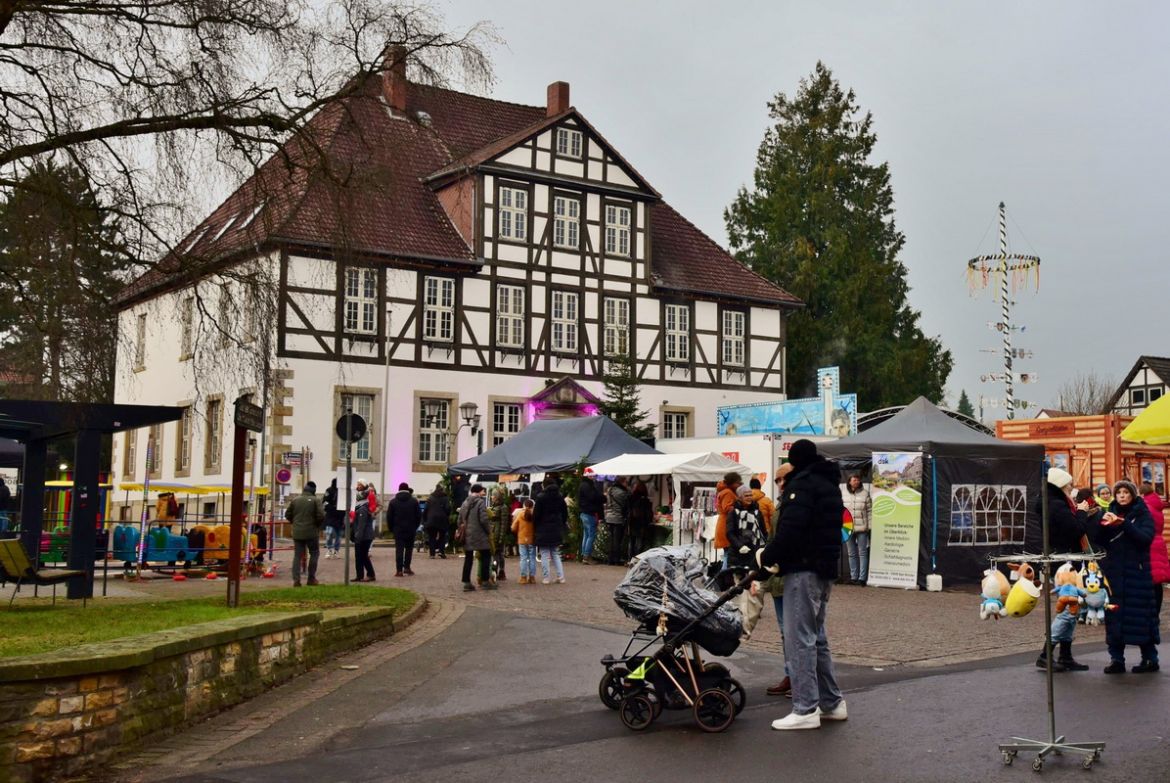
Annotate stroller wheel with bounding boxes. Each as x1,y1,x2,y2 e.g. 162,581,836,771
599,668,628,710
702,662,729,677
718,677,746,715
693,688,735,733
619,694,656,731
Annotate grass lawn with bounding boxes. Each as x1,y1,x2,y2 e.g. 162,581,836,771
0,585,417,658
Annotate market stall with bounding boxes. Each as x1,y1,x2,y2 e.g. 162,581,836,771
586,452,754,563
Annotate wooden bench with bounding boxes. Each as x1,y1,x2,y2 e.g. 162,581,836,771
0,538,87,607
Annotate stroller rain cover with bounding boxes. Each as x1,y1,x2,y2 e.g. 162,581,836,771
613,546,743,657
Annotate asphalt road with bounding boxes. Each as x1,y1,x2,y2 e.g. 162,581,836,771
153,605,1168,783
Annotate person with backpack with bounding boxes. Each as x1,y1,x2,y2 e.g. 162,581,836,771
459,484,494,591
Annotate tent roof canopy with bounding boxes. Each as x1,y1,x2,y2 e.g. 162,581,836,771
819,396,1045,461
0,399,183,442
449,416,658,475
586,452,753,482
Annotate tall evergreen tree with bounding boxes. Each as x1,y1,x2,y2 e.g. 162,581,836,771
0,161,129,402
597,353,655,440
725,62,952,408
956,389,976,418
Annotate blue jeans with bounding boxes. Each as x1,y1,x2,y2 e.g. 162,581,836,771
783,571,843,715
325,526,342,553
539,546,564,581
773,594,790,677
519,544,537,579
846,531,870,581
1050,610,1078,643
579,513,597,558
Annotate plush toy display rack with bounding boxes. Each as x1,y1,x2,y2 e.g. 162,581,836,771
987,549,1106,772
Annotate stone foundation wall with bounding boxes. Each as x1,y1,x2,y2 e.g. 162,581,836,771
0,601,418,783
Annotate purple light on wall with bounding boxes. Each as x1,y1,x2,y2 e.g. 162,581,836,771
581,404,600,416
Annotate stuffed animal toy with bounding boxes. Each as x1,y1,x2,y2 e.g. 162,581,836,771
979,568,1010,620
1080,565,1115,626
1004,562,1042,617
1052,563,1086,616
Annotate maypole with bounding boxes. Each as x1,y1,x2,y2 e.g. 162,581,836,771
966,202,1041,419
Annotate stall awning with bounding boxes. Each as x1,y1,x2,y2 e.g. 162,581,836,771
450,416,658,474
117,481,208,494
587,452,754,482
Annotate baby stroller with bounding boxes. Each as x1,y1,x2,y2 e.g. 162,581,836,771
601,546,753,733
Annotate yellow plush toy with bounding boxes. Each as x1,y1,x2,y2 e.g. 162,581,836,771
1004,562,1041,617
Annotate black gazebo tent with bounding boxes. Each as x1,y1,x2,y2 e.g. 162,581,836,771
449,416,658,475
0,400,183,598
820,397,1045,585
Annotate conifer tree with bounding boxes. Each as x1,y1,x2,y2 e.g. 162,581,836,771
725,62,952,408
956,389,976,418
598,353,655,440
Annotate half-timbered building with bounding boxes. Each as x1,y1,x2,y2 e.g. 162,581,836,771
113,54,801,502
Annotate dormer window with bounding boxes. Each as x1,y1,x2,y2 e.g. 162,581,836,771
556,128,582,158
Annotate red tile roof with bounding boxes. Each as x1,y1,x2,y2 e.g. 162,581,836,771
117,76,798,309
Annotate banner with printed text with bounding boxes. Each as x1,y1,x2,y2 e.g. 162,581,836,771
868,451,923,589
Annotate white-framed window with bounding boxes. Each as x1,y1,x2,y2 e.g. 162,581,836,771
134,313,147,368
1152,388,1164,403
344,267,378,335
498,186,528,241
665,304,690,363
180,297,194,358
553,196,580,249
551,290,578,353
556,127,583,158
722,310,745,367
417,398,449,464
204,399,222,471
423,276,455,342
123,430,137,478
146,424,162,478
1132,388,1147,406
662,412,689,440
605,204,631,256
338,392,374,462
492,402,523,447
175,406,192,473
496,284,524,348
603,297,630,356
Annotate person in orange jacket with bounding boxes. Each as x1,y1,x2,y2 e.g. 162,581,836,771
749,477,776,535
713,471,743,565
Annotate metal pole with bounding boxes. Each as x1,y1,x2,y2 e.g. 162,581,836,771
999,202,1015,419
1039,465,1055,742
343,402,353,586
379,307,392,511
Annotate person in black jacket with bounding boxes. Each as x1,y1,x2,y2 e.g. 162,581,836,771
423,483,451,559
323,478,344,558
758,439,846,730
533,478,568,584
387,482,421,577
576,475,604,564
1028,467,1093,671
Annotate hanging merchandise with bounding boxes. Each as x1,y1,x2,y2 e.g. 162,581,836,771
978,567,1010,620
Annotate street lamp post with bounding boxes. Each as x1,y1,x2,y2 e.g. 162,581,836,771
424,400,481,472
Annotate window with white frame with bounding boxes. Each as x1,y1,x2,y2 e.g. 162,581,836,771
423,276,455,342
722,310,745,367
492,402,522,447
551,291,578,353
344,267,378,335
204,399,222,471
603,297,630,356
553,196,580,249
175,406,192,473
605,204,631,256
134,313,147,368
496,284,524,348
180,297,194,358
556,128,583,158
665,304,690,363
338,392,374,462
498,186,528,241
123,430,137,477
146,423,162,477
662,412,689,440
417,398,449,464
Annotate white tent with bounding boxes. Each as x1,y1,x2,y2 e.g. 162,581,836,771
587,452,754,559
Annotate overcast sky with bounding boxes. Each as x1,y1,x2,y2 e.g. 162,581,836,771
439,0,1169,418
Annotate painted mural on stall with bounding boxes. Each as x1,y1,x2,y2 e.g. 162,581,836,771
716,367,858,437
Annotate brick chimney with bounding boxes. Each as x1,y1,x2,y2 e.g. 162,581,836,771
383,44,408,112
546,81,570,117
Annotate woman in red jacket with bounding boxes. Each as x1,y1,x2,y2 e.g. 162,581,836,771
1141,482,1170,617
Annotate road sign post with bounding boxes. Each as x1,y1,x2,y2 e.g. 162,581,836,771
336,409,367,586
228,397,265,607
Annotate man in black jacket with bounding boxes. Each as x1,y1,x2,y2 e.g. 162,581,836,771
758,439,846,730
387,482,421,577
576,475,604,564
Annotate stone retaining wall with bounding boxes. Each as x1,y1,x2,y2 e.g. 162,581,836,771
0,599,422,783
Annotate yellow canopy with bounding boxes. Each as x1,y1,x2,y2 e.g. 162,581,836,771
1120,394,1170,445
194,483,270,496
117,481,208,494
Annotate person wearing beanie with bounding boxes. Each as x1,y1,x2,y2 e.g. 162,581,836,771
1092,480,1160,674
748,477,775,535
758,439,847,730
1094,484,1113,510
727,483,768,638
1027,466,1093,672
387,482,421,577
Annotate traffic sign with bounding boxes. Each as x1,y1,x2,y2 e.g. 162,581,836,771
336,414,367,443
233,397,264,432
275,467,292,484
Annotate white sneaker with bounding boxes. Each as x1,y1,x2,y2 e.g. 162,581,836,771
771,711,821,730
819,700,848,721
556,577,565,584
542,578,551,585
